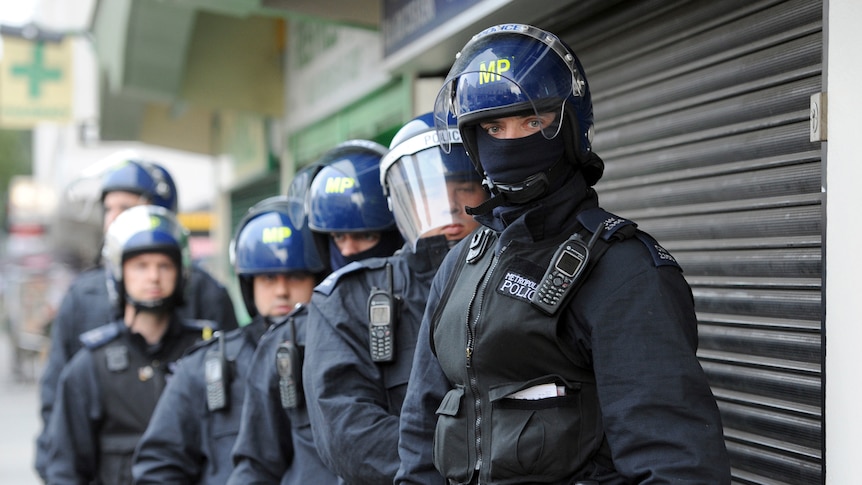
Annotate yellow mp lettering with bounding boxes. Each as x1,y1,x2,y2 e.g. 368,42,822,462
262,226,293,244
325,177,355,193
479,59,511,84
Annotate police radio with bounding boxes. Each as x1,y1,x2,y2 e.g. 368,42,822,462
531,225,605,316
368,263,398,363
276,338,303,409
204,331,230,412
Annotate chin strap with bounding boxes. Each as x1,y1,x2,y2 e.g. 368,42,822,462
465,179,547,216
466,158,570,216
127,294,173,315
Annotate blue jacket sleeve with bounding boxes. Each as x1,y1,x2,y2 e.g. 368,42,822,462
576,241,731,483
395,264,451,485
133,352,206,483
36,279,79,479
37,270,108,480
302,286,400,484
229,331,294,484
45,350,102,484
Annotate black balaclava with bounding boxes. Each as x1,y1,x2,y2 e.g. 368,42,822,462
328,228,404,270
475,127,565,186
466,126,570,215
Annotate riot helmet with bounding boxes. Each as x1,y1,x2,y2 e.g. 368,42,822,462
307,140,403,269
308,140,395,233
286,161,325,230
102,205,189,315
230,195,328,318
434,24,603,194
100,159,178,212
380,112,485,249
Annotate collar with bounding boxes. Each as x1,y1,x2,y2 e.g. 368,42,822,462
405,235,451,276
476,172,598,245
127,314,182,355
244,316,270,348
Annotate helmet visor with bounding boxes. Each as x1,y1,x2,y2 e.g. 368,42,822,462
385,147,483,248
435,24,584,152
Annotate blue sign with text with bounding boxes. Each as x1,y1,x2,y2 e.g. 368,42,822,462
382,0,482,56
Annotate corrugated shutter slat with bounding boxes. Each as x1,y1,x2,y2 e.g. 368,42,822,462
543,0,822,482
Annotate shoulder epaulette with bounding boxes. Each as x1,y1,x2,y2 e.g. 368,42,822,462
314,258,388,296
79,322,123,350
576,207,638,241
634,232,682,269
578,207,680,269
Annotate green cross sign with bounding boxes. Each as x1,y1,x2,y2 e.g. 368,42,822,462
11,42,63,99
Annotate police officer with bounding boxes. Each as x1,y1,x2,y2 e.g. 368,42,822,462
229,141,406,484
396,24,731,484
44,205,218,484
302,113,488,484
132,196,329,484
35,158,238,480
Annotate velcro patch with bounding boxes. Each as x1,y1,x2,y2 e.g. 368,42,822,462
105,345,129,372
496,259,543,303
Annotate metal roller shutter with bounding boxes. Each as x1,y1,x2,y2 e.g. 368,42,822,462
542,0,823,483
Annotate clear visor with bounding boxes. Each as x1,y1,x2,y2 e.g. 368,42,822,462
434,25,583,152
385,149,481,248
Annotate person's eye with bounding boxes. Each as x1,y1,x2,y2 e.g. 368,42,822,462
455,183,477,194
331,233,346,242
480,124,499,134
527,119,542,129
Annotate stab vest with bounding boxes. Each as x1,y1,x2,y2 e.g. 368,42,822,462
83,319,211,484
430,208,635,484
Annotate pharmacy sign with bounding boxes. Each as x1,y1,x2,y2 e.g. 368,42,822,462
0,35,73,128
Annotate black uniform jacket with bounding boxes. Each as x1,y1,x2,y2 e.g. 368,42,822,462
303,237,450,484
229,305,340,485
132,317,267,484
44,316,215,485
36,264,237,478
395,174,731,484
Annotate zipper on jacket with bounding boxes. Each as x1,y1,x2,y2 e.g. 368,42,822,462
465,243,507,475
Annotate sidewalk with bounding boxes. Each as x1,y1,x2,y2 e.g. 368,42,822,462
0,332,42,484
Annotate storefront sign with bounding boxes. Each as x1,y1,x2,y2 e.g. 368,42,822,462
0,35,73,127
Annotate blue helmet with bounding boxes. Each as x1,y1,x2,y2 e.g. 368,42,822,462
102,205,189,314
380,112,484,247
307,140,394,233
286,161,326,230
230,196,327,317
100,159,178,212
434,24,603,186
